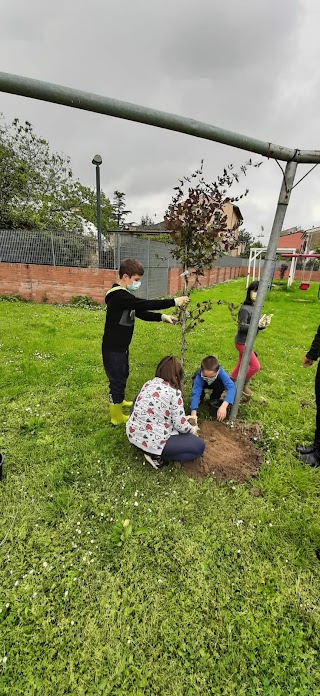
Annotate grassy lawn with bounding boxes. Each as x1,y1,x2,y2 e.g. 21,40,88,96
0,278,320,696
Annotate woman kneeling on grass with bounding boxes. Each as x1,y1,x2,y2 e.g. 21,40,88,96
126,356,205,469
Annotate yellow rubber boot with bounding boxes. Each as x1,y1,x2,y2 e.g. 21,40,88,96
121,399,133,408
109,403,129,425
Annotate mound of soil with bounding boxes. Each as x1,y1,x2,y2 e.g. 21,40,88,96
182,419,263,482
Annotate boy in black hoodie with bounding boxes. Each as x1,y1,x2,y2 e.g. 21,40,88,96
102,258,189,424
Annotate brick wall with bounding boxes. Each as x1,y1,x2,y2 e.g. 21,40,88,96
273,269,320,282
0,263,118,304
167,265,247,294
1,262,318,304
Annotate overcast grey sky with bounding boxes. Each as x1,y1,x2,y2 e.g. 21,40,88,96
1,0,320,240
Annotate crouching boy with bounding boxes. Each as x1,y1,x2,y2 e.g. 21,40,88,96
190,355,235,422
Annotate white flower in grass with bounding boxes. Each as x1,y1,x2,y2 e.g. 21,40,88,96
158,579,163,584
269,523,273,527
237,549,241,554
32,592,37,598
14,581,19,587
64,591,68,597
2,656,7,665
83,557,86,562
134,502,138,507
5,604,9,609
71,620,75,626
236,520,243,527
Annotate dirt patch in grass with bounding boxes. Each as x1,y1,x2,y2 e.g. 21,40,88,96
182,420,263,482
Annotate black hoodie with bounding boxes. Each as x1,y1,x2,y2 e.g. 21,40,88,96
102,284,175,352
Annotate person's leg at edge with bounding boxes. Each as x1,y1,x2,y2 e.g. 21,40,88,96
299,362,320,465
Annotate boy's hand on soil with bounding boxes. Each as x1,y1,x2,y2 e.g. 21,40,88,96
217,404,227,422
174,296,189,307
161,314,178,324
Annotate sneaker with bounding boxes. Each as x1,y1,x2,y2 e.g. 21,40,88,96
296,443,316,455
297,450,320,467
242,384,253,397
144,453,163,470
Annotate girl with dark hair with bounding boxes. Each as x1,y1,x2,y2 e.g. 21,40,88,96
126,356,205,469
230,281,266,397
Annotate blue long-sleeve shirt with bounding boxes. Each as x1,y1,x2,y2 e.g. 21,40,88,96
190,367,236,412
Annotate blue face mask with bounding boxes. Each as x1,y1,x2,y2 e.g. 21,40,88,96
201,370,219,386
127,280,141,292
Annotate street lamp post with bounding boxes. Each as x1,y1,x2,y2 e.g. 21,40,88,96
92,154,102,268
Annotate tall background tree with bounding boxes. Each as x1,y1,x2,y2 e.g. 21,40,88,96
0,116,116,234
140,213,155,227
112,191,132,228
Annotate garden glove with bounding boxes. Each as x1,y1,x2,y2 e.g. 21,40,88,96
187,414,198,426
190,423,200,437
258,314,268,329
161,314,178,324
174,296,190,307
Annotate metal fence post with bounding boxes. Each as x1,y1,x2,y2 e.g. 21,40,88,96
117,232,121,271
146,239,150,299
229,159,298,422
50,231,56,266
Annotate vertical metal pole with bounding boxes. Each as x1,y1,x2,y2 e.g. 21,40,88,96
230,159,298,422
146,239,150,299
96,164,102,268
117,232,121,271
50,231,56,266
246,248,252,288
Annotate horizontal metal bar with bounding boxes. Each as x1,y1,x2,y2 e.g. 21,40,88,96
280,253,320,258
1,71,320,164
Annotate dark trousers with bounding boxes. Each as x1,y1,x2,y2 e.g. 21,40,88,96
162,433,205,462
102,350,129,404
315,361,320,452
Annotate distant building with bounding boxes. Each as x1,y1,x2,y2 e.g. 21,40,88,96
279,226,307,252
125,203,244,255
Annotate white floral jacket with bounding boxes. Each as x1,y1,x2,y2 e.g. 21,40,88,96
126,377,193,455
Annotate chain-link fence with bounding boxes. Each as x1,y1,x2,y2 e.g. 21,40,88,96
0,228,115,268
113,232,177,298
